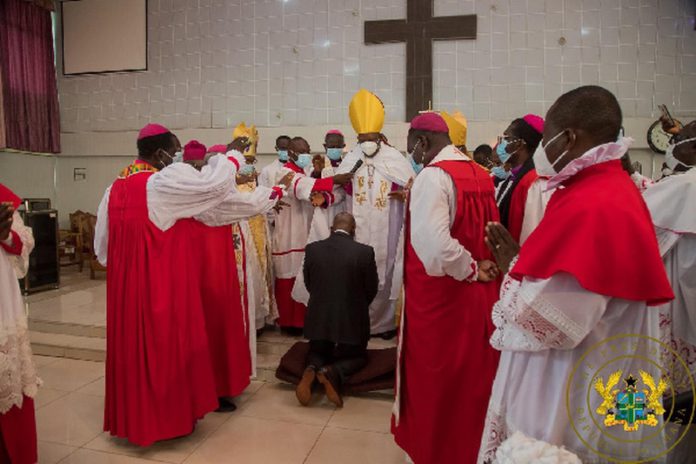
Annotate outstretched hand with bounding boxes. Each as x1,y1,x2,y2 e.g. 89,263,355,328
279,172,295,189
388,177,414,203
332,173,353,186
310,192,326,207
484,222,520,274
273,200,289,213
229,137,251,153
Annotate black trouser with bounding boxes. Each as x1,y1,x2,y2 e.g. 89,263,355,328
306,340,367,387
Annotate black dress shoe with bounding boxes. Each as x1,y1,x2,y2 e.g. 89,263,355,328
317,366,343,408
216,397,237,412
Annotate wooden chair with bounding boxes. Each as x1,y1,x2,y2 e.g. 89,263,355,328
58,210,85,270
79,213,106,279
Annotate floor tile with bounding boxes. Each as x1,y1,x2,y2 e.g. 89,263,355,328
36,392,104,447
75,377,105,397
33,355,62,368
238,383,335,426
184,416,323,464
34,387,70,409
305,427,405,464
234,380,264,405
328,395,394,433
85,411,229,464
38,358,104,392
60,449,165,464
37,441,77,464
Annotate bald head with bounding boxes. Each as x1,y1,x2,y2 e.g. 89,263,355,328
288,137,310,162
542,85,623,172
332,212,356,237
546,85,622,146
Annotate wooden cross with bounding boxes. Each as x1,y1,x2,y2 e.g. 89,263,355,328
364,0,477,121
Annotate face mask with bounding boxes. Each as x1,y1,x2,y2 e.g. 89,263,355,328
409,154,423,175
532,131,569,178
295,153,312,169
239,164,255,176
361,141,380,157
172,151,183,163
664,137,696,172
326,148,343,161
407,140,423,174
278,150,288,162
496,140,512,163
491,166,510,179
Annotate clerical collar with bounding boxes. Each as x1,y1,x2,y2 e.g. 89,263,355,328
334,229,352,237
284,162,304,173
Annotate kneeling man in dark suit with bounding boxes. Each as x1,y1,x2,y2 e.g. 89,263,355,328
297,212,379,407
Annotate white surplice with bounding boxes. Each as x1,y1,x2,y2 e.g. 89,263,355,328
0,212,40,414
335,144,415,333
271,165,323,280
478,269,664,464
291,164,347,305
95,154,278,265
518,177,553,245
258,159,284,189
643,168,696,464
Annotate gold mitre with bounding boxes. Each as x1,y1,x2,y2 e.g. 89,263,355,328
440,111,468,147
349,89,385,135
232,122,259,158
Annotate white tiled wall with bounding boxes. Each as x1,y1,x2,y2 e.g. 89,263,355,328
434,0,696,120
56,0,696,134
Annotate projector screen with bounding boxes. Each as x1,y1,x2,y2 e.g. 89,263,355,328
61,0,147,75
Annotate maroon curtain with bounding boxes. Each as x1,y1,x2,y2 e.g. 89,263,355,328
0,0,60,153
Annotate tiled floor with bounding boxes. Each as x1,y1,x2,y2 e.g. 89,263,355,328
33,355,405,464
27,268,107,327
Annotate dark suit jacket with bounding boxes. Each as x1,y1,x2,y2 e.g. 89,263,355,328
303,231,379,346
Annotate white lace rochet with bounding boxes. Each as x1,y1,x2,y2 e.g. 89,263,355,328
0,212,41,414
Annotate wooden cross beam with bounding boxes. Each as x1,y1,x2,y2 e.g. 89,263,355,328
364,0,477,121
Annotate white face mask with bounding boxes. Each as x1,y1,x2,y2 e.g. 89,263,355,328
533,130,568,178
172,151,183,163
664,137,696,172
360,141,380,157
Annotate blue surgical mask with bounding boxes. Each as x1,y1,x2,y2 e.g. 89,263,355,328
409,155,424,175
496,140,512,163
239,164,255,176
326,148,343,161
408,140,423,174
295,153,312,169
278,150,289,162
491,166,510,179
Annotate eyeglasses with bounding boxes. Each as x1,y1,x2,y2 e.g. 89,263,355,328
497,135,524,145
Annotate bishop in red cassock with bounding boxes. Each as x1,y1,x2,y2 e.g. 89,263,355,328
95,124,252,446
181,139,286,411
391,113,502,463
